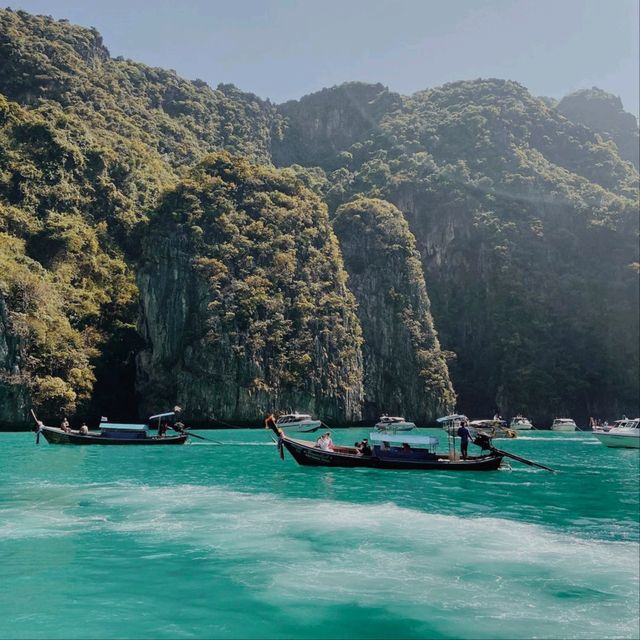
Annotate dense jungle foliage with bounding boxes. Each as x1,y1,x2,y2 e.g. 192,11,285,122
0,8,637,425
557,88,640,170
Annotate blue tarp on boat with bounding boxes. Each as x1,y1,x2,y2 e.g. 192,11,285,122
99,423,148,431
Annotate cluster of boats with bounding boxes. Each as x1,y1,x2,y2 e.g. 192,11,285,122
32,408,639,467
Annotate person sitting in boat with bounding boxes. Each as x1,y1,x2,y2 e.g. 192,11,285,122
60,417,70,432
457,421,472,460
354,438,371,456
401,442,411,454
158,421,169,438
79,422,89,435
316,432,334,451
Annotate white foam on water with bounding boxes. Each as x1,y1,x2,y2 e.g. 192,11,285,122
5,482,638,638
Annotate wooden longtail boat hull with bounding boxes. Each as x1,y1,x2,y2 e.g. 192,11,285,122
40,426,187,445
281,436,503,471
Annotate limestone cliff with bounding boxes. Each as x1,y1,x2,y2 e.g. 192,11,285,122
333,198,455,422
557,88,639,170
0,292,29,428
137,153,364,424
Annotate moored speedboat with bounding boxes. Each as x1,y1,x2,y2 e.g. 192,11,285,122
510,415,533,430
374,415,416,432
551,418,577,432
275,412,322,432
593,418,639,448
469,419,518,439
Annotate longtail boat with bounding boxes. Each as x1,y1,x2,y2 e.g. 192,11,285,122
33,410,188,445
265,416,503,471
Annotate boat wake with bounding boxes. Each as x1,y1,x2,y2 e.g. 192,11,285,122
3,482,638,639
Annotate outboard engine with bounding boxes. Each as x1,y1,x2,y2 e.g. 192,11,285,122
473,432,493,451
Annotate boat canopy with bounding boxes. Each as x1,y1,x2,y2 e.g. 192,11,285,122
436,414,468,423
100,423,148,431
369,432,439,446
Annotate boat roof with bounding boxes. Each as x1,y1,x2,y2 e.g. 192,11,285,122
369,432,439,446
436,414,468,423
100,423,148,431
553,418,575,423
149,411,176,420
278,413,312,419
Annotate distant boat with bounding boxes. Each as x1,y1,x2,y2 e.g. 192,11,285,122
551,418,577,432
593,418,639,448
469,419,518,439
275,413,322,432
374,415,416,432
510,415,533,430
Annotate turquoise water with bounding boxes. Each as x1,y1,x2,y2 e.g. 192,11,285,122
0,429,638,639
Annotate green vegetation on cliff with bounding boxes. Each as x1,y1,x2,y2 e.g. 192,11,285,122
0,9,282,168
557,87,640,170
0,93,154,424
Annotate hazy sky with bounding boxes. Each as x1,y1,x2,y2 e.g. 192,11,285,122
9,0,640,116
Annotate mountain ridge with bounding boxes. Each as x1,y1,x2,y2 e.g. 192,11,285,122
0,8,637,427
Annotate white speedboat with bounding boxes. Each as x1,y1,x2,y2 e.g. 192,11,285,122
275,413,322,432
469,419,517,439
375,415,416,432
510,415,533,430
551,418,577,432
593,418,639,448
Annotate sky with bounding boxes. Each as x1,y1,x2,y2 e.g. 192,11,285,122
9,0,640,116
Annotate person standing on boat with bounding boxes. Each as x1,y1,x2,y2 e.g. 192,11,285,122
457,421,472,460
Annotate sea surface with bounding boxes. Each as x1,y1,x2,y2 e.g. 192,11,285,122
0,428,638,639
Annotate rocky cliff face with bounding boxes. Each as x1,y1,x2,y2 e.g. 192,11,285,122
333,198,455,423
137,153,364,424
557,88,639,170
0,292,29,428
273,82,401,168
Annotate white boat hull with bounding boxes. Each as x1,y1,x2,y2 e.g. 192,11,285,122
593,433,640,448
376,423,415,432
277,420,322,433
510,423,533,430
551,424,576,432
